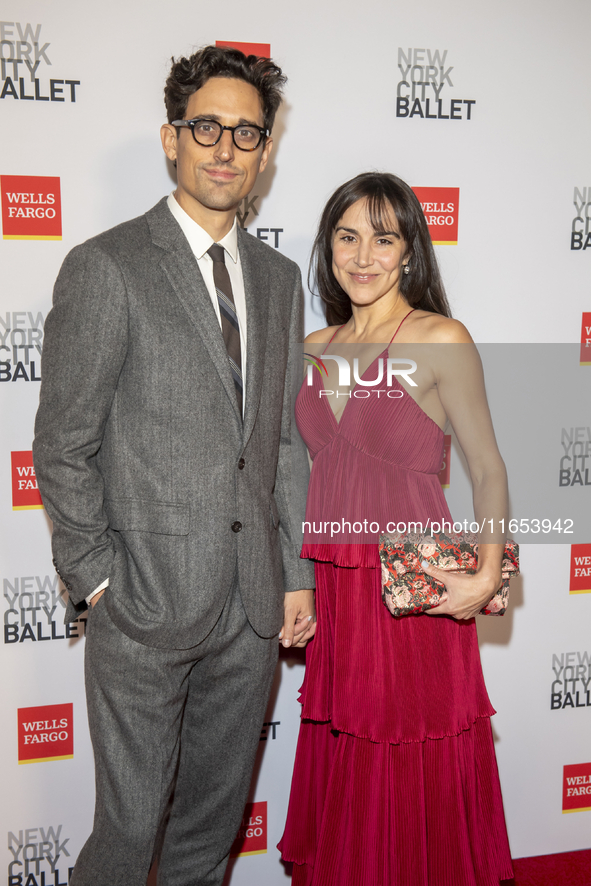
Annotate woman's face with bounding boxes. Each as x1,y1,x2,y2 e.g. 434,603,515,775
331,197,409,309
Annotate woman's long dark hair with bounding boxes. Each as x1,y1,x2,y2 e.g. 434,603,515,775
309,172,451,326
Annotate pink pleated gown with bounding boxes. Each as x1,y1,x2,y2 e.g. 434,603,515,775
278,333,513,886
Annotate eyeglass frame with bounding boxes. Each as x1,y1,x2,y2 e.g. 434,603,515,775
171,117,269,152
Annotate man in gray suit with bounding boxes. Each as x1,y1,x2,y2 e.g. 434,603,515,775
33,45,315,886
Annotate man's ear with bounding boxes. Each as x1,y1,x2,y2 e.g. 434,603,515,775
258,135,273,174
161,124,178,164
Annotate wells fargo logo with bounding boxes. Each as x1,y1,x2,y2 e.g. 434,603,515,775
570,544,591,595
1,175,61,240
215,41,270,58
18,703,73,764
563,762,591,813
11,450,43,509
439,434,451,488
581,312,591,366
412,187,459,244
230,801,267,857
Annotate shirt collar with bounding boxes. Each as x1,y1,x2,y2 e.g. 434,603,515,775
166,192,238,263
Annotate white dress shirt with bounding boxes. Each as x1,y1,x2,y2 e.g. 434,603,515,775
86,193,248,605
166,192,247,385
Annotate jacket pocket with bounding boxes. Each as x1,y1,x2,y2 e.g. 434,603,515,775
104,499,190,535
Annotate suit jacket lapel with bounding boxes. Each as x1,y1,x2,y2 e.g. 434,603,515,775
147,199,242,428
240,228,270,445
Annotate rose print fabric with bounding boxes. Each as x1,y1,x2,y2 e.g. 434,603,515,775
379,532,519,617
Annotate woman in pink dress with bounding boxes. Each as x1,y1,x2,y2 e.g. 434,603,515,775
278,173,513,885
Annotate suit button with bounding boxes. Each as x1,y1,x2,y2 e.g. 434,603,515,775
231,521,242,533
238,458,245,470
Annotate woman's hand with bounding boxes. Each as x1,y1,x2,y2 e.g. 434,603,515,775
279,588,317,648
423,562,501,620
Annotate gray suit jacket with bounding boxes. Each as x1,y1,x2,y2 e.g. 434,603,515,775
33,197,314,649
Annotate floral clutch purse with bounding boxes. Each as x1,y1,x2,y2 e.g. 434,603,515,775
379,532,519,617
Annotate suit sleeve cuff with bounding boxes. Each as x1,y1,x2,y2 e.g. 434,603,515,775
86,578,109,605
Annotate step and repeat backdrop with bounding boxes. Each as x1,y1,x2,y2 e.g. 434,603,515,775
1,0,590,883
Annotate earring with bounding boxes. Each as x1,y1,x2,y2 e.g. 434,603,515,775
403,264,410,275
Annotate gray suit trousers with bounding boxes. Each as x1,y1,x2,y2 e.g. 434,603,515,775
72,581,278,886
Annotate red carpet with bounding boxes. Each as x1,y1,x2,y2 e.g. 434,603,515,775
500,848,591,885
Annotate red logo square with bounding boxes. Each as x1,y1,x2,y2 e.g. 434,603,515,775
18,703,74,764
11,451,43,510
439,434,451,488
412,187,459,244
215,41,271,59
1,175,62,240
230,801,267,857
563,762,591,813
570,544,591,595
580,312,591,365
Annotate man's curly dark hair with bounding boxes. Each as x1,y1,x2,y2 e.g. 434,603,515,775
164,45,287,133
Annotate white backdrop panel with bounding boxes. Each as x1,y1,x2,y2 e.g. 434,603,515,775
1,0,590,882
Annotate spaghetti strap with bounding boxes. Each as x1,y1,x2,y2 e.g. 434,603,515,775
326,325,344,345
388,308,415,345
325,311,413,349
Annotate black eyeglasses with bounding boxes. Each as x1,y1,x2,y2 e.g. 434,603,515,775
171,118,269,152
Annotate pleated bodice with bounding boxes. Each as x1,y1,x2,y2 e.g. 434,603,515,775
296,350,452,566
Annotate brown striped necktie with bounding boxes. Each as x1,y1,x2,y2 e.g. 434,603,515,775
208,243,243,416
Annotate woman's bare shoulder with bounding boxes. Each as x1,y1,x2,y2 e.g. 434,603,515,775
304,326,340,345
411,311,474,344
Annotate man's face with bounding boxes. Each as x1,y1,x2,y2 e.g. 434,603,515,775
161,76,272,230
